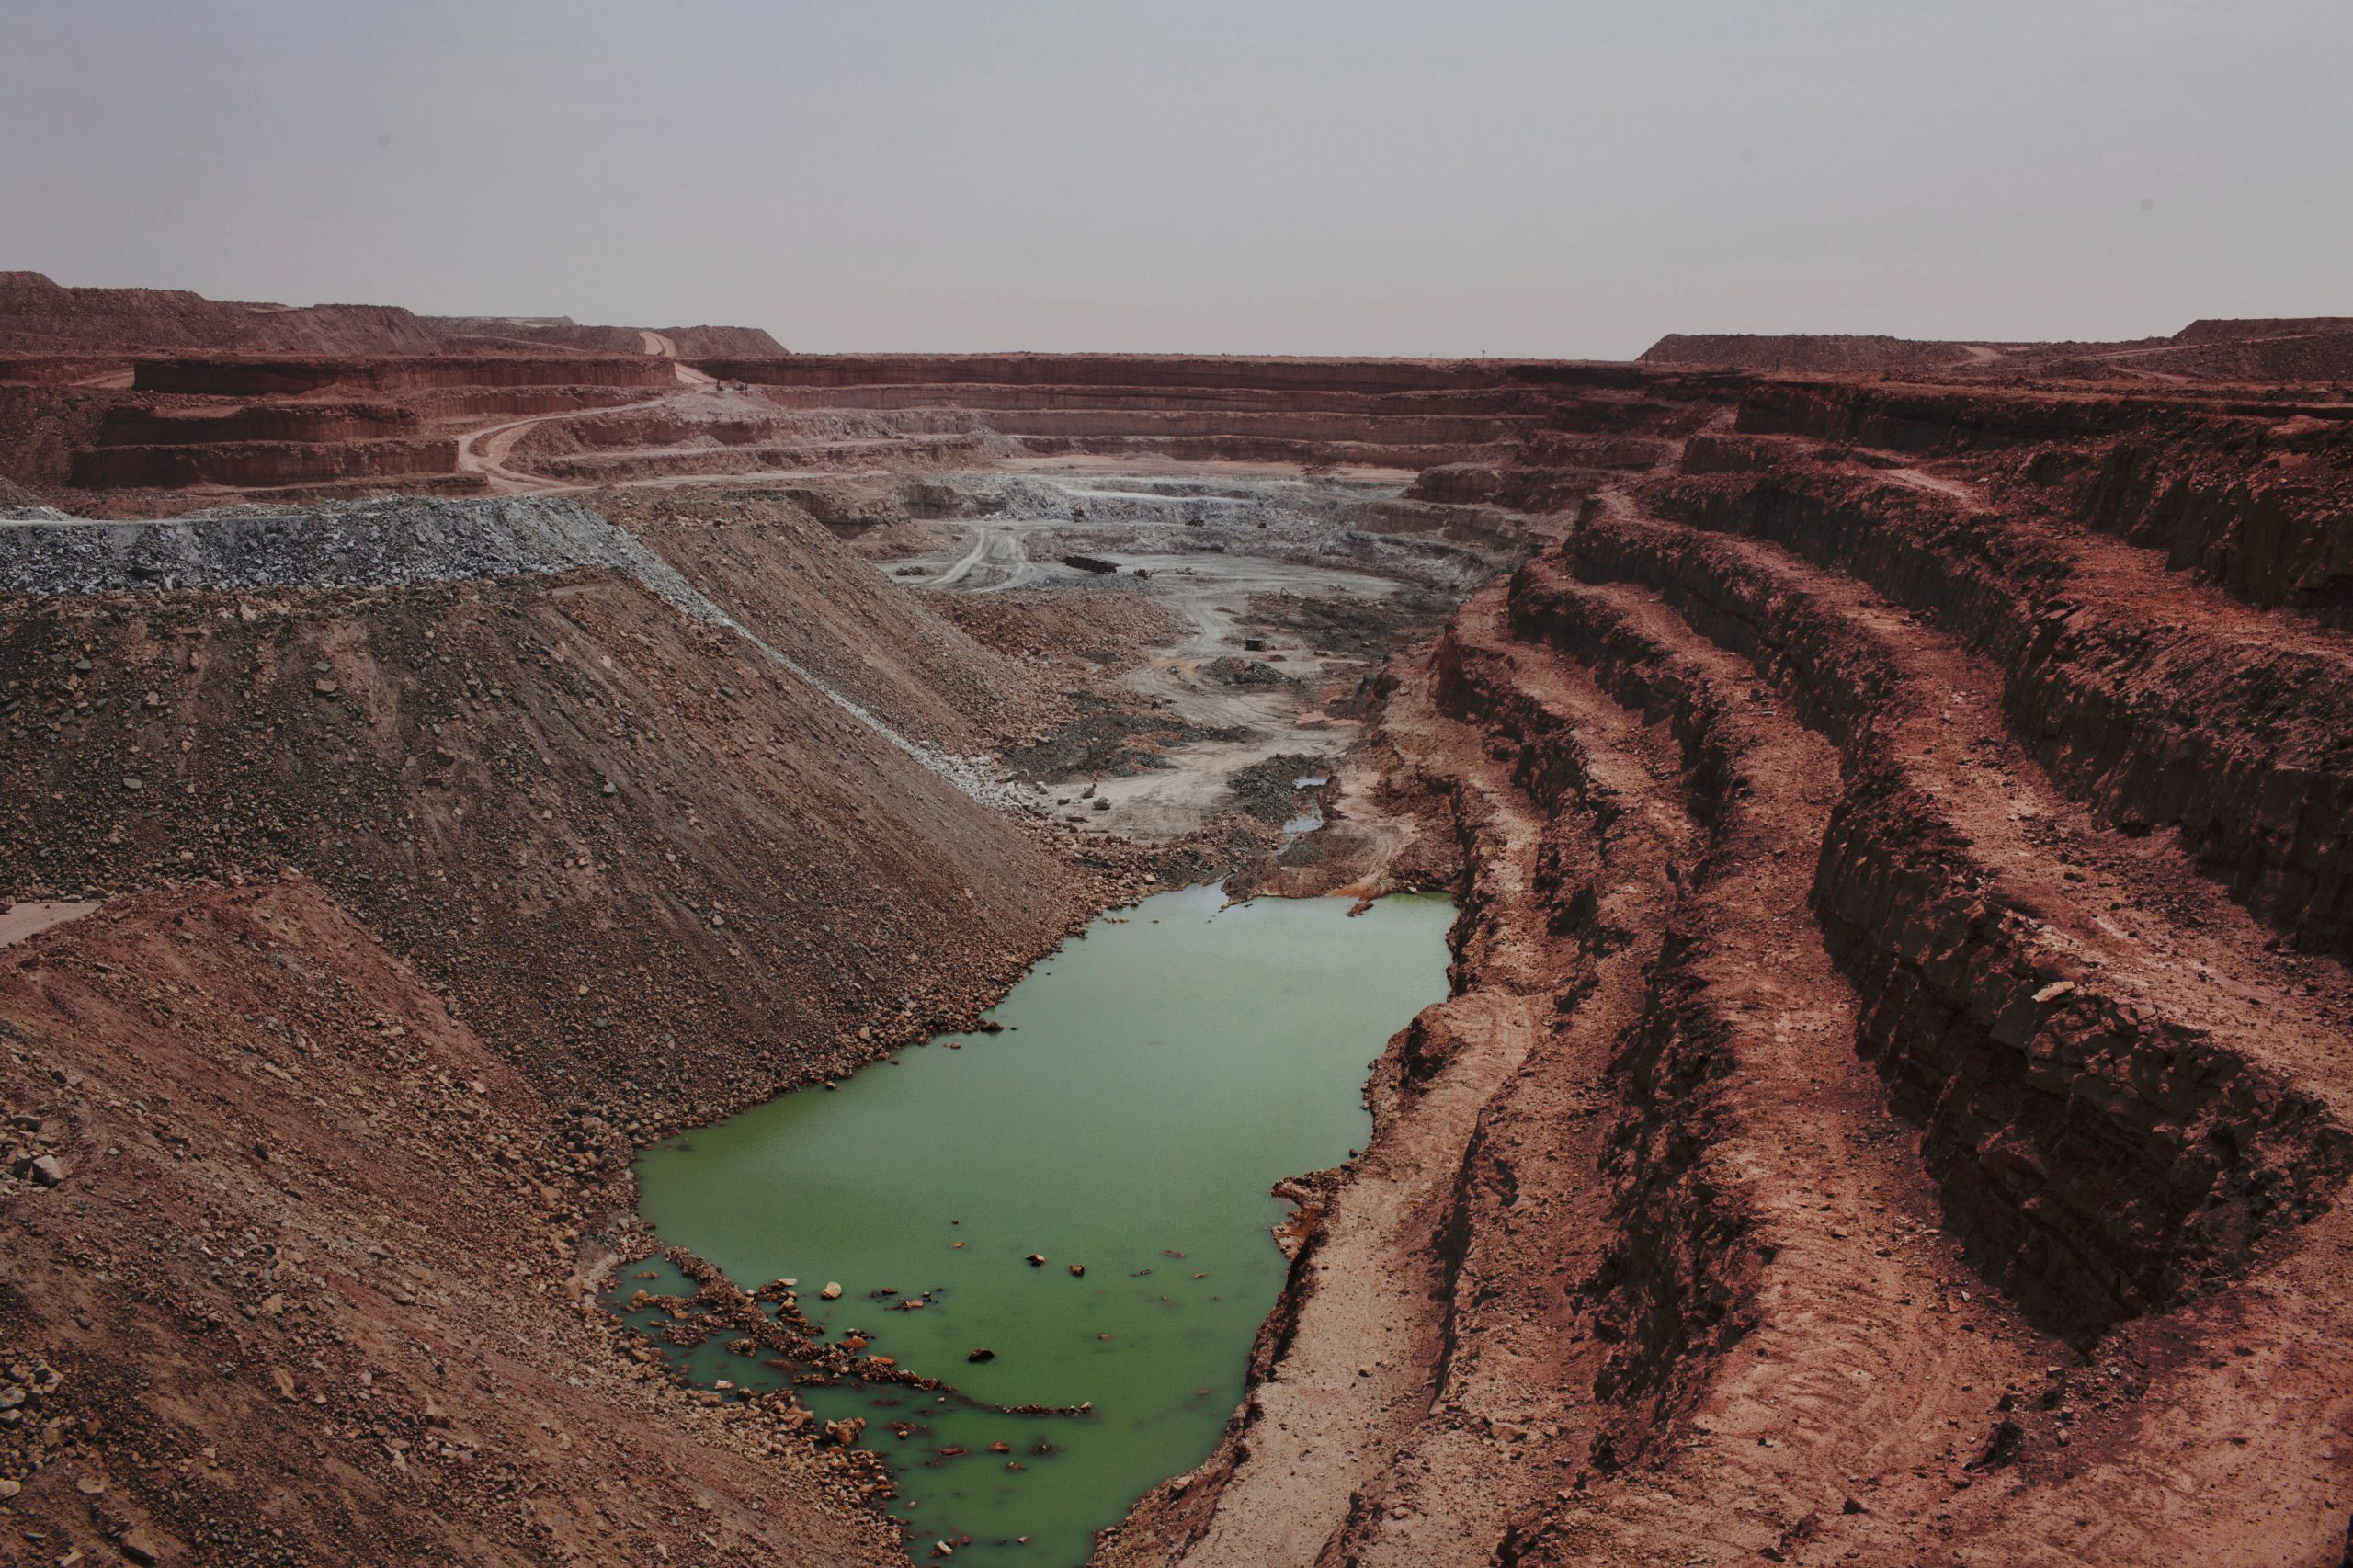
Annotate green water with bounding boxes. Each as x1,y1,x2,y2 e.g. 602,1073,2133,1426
614,882,1454,1566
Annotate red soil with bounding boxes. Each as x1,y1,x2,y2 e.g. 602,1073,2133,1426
1105,368,2353,1568
6,280,2353,1565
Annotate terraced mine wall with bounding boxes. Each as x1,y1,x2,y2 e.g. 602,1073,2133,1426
1643,318,2353,381
0,382,119,488
69,435,460,489
404,383,661,420
1522,525,2345,1330
699,352,1528,394
751,382,1539,415
0,354,133,385
5,351,1728,507
1718,380,2353,621
91,401,421,446
1732,381,2175,453
1112,369,2353,1567
133,354,676,395
2052,416,2353,622
505,405,999,457
520,432,991,484
1651,467,2353,960
647,357,1726,484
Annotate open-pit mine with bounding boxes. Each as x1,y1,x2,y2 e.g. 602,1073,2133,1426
5,274,2353,1567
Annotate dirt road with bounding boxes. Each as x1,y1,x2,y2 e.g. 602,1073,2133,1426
0,900,97,949
454,407,589,494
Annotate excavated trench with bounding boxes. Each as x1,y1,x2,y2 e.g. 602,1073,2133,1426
8,347,2353,1567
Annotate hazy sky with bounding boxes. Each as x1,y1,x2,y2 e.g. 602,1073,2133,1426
5,0,2347,357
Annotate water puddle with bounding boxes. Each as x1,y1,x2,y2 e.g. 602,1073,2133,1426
613,882,1452,1564
1279,775,1335,842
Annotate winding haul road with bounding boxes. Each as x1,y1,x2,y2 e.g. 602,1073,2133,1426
453,406,600,494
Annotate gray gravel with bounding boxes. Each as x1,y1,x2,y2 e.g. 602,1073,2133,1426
0,494,716,608
0,494,1038,812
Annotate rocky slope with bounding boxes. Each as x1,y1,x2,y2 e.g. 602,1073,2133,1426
1106,372,2353,1566
1,882,904,1566
0,488,1151,1562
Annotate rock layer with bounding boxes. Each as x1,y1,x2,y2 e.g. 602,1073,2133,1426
1108,370,2353,1567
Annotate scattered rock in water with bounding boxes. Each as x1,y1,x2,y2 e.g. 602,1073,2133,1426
1067,1263,1086,1278
967,1347,995,1363
1025,1254,1047,1267
821,1281,843,1300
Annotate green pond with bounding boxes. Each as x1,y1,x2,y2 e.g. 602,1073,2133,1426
612,881,1454,1565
